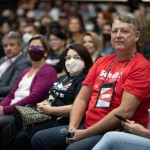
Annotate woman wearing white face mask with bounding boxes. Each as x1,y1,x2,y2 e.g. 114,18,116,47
1,44,93,150
65,52,85,77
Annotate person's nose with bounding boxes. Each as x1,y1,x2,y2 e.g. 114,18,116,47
116,30,122,37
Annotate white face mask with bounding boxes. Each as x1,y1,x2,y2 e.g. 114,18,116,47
85,24,94,31
65,58,85,76
22,33,32,44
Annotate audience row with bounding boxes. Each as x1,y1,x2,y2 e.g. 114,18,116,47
0,3,150,149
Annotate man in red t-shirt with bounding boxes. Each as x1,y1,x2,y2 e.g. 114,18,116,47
31,15,150,150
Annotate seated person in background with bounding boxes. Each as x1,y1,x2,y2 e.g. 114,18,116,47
46,28,67,78
101,22,114,56
82,31,102,63
22,24,39,53
0,34,57,131
0,39,4,58
0,44,93,150
66,14,85,45
0,31,31,100
92,120,150,150
31,15,150,150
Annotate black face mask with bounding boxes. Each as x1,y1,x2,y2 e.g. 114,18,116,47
103,33,111,41
28,49,45,61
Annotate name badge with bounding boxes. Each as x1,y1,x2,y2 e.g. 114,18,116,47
95,83,116,108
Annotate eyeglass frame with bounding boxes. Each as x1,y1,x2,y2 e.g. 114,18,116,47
64,55,82,61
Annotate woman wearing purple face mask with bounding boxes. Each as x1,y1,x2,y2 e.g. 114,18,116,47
28,45,45,61
0,35,57,131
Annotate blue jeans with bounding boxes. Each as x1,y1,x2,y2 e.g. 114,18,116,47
31,124,103,150
92,131,150,150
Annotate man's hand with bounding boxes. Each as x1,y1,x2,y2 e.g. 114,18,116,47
66,129,88,144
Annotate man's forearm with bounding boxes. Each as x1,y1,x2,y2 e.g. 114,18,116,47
85,107,135,137
69,99,87,130
69,86,92,130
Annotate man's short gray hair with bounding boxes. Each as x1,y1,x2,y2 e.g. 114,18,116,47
2,31,22,45
113,15,139,31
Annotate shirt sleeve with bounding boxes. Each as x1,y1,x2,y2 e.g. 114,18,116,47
123,61,150,101
82,59,101,87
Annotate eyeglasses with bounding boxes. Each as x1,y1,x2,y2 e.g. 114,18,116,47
28,45,44,51
64,55,81,60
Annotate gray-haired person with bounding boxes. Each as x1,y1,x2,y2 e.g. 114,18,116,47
0,31,31,100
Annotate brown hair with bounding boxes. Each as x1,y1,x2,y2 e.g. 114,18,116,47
28,34,50,54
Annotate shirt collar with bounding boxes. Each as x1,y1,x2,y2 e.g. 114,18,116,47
5,52,22,63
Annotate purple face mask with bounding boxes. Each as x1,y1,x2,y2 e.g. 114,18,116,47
28,45,45,61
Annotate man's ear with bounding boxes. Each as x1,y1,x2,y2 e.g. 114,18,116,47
135,31,140,42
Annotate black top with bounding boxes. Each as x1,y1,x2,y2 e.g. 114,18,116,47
50,73,87,106
46,50,65,73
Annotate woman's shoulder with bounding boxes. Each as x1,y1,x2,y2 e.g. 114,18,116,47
41,64,57,72
72,73,87,84
37,64,57,78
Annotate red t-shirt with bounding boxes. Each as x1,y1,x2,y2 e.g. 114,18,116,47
83,53,150,128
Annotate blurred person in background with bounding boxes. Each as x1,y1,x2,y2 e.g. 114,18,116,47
39,15,53,36
101,22,114,56
84,17,97,32
0,22,12,37
0,34,56,131
78,2,94,21
58,11,69,34
17,18,28,37
6,10,18,31
82,31,102,63
0,40,4,59
46,28,67,78
133,5,150,61
1,9,18,32
67,14,85,45
0,31,31,101
96,10,112,34
22,24,39,53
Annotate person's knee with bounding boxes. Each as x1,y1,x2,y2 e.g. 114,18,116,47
66,143,78,150
100,131,120,145
31,131,41,147
103,132,113,138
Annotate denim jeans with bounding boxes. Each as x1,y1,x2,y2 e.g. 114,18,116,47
92,131,150,150
31,124,103,150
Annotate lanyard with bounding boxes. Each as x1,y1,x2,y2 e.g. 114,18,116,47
101,51,137,85
95,52,137,108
